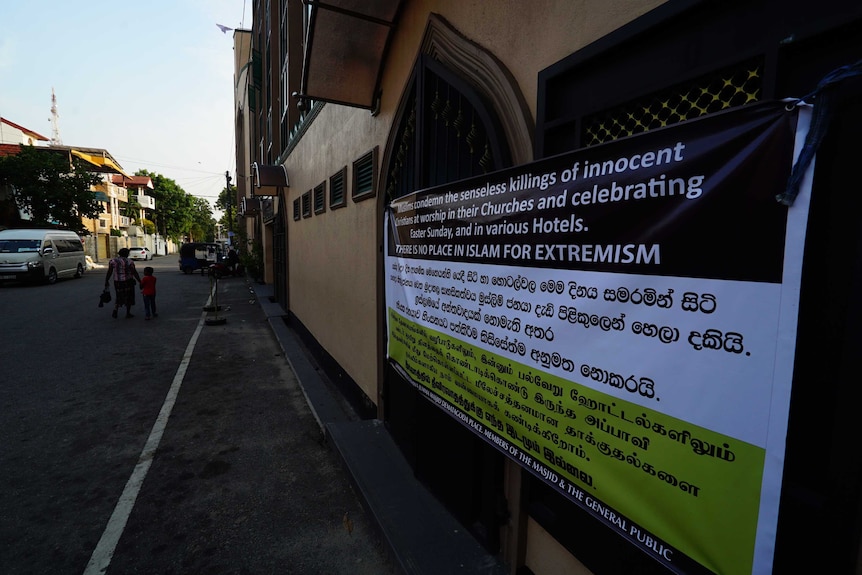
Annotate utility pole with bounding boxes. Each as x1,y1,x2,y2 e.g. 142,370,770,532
225,170,233,242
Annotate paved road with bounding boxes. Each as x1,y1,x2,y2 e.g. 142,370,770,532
0,256,396,575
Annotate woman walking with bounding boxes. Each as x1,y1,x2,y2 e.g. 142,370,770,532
104,248,142,318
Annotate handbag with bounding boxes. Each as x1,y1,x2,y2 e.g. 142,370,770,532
99,289,112,307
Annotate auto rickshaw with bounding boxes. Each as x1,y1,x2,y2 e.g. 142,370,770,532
178,242,222,275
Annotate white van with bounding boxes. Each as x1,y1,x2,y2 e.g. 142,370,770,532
0,229,87,284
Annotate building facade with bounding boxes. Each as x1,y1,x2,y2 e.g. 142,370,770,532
234,1,862,573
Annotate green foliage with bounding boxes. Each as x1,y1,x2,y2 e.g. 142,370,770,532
125,195,141,219
189,196,216,242
215,184,237,231
233,227,263,279
136,170,190,241
0,145,102,233
135,170,209,242
0,152,219,240
141,217,156,234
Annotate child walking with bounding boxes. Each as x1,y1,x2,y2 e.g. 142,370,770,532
140,266,158,320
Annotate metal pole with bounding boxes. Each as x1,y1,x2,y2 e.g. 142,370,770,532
204,272,227,326
225,171,233,235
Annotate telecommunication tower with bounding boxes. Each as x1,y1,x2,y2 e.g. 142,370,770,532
50,87,62,145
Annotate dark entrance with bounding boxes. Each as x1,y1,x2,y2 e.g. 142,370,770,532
382,54,512,552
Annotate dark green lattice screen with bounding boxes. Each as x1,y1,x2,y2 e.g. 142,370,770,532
582,58,764,146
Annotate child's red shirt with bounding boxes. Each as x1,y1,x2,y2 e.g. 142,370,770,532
140,275,157,296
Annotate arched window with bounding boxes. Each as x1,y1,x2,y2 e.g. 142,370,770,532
384,55,510,203
382,14,532,203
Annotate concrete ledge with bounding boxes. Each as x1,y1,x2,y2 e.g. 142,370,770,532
328,420,507,575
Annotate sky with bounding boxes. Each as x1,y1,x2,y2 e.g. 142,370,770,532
0,1,250,215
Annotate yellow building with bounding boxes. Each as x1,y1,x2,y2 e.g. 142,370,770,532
233,2,862,573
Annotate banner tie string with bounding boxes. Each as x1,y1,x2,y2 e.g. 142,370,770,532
777,58,862,206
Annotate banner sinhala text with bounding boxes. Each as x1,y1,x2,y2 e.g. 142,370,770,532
384,101,812,575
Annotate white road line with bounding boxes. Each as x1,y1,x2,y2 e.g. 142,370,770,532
83,313,207,575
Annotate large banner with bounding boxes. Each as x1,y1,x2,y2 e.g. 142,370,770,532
385,101,812,575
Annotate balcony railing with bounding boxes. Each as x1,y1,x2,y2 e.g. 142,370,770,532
284,100,323,158
131,194,156,209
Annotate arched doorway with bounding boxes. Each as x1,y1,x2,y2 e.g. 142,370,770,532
378,14,532,553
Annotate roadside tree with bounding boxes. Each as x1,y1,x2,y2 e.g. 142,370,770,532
137,170,194,241
188,196,216,242
215,184,237,232
0,145,102,233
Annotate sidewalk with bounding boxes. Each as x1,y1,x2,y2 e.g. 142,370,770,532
252,283,508,575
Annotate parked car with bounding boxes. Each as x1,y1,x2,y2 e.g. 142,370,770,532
128,247,152,261
0,228,86,284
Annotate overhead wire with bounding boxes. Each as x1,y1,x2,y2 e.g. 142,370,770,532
112,2,249,210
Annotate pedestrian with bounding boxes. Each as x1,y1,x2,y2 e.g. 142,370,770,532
104,247,142,319
140,266,158,320
226,247,239,274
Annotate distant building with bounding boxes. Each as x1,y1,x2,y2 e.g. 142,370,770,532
0,118,51,226
0,119,130,253
0,117,50,148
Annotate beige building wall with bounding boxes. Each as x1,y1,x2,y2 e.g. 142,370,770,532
233,29,253,204
282,5,663,568
284,103,388,402
284,0,664,409
232,28,258,255
284,4,664,569
249,2,862,572
526,517,594,575
386,1,663,123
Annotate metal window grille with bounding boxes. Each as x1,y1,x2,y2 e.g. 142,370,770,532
329,167,346,208
582,58,763,146
301,191,311,218
313,182,326,214
352,147,377,200
293,197,300,221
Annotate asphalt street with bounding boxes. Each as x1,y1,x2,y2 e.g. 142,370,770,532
0,255,396,575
